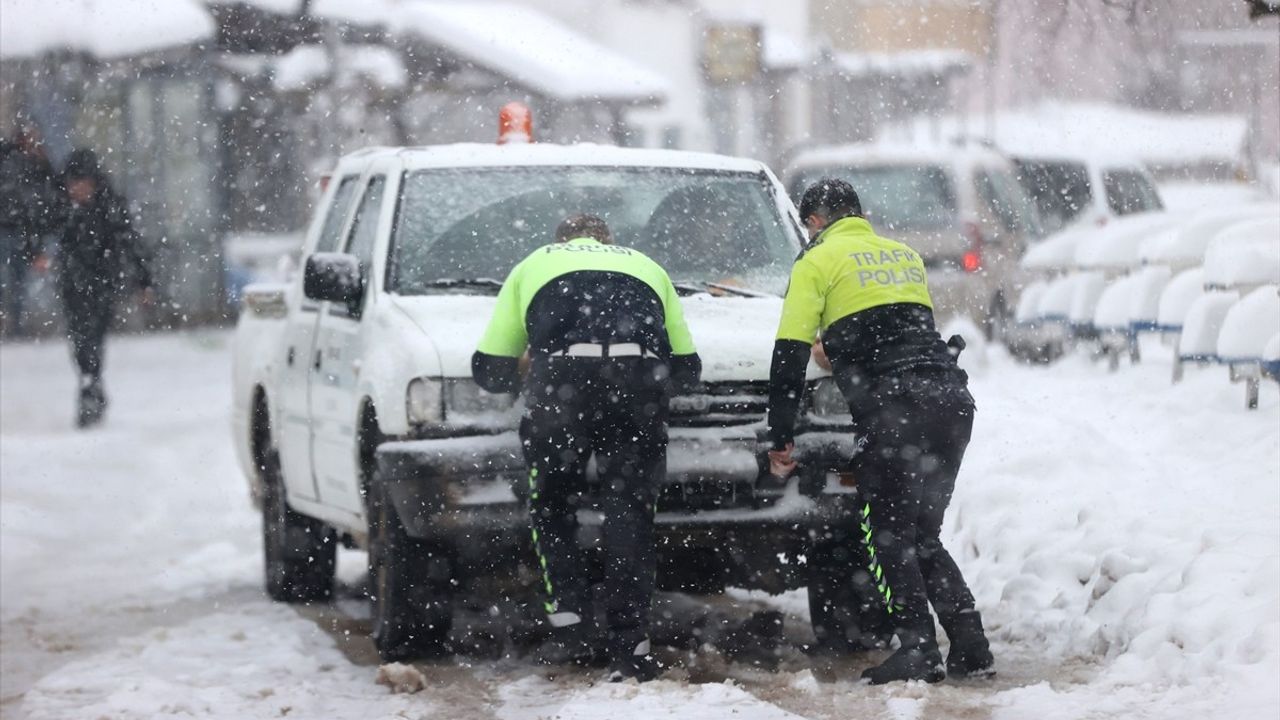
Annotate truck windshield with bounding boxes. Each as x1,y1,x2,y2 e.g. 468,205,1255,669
789,165,957,233
389,167,799,296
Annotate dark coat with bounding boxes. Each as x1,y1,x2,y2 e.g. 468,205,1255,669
0,139,62,242
57,149,152,309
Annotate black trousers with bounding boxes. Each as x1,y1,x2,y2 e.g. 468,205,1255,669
845,372,981,647
63,296,111,382
519,356,669,656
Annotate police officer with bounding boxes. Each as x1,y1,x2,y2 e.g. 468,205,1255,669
765,179,993,684
471,213,700,682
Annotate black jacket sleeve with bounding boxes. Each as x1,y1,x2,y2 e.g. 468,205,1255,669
670,352,702,393
471,351,520,393
765,339,811,450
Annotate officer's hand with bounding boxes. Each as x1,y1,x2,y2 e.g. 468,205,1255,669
517,350,530,378
767,443,797,479
139,287,156,307
812,339,831,371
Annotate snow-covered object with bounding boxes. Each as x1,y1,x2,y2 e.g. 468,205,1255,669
0,0,214,59
1217,286,1280,362
1093,274,1143,331
272,44,408,92
388,2,668,102
1022,226,1089,272
1036,274,1081,321
1126,265,1173,329
1139,203,1280,269
1015,279,1049,323
1067,271,1108,326
1178,290,1241,359
1202,218,1280,289
917,101,1249,170
1072,212,1181,271
1156,267,1207,331
1264,334,1280,379
374,663,426,694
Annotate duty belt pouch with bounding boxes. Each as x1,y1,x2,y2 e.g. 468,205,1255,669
946,334,966,360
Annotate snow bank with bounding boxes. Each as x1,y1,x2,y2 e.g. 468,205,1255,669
1073,212,1180,270
954,347,1280,714
0,0,214,59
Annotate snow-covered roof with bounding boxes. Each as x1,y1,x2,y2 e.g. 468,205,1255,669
333,143,770,175
835,49,972,78
313,1,668,104
0,0,214,59
272,44,407,91
906,102,1250,168
786,141,1008,173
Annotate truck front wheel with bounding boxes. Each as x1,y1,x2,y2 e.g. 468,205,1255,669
262,450,336,602
368,474,453,661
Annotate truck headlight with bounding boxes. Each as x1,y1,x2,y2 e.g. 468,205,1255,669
809,377,848,417
443,379,516,418
406,378,443,425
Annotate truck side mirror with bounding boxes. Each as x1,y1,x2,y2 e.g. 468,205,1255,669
303,253,364,312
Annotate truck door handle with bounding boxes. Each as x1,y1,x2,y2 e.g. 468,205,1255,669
314,350,323,370
286,347,295,366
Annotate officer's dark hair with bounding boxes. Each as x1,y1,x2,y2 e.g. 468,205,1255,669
555,213,613,245
798,178,863,224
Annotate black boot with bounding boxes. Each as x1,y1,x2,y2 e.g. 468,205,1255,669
861,629,945,685
77,377,106,429
533,614,604,667
607,637,658,682
943,610,994,679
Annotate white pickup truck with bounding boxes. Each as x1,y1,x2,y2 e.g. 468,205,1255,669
231,143,859,661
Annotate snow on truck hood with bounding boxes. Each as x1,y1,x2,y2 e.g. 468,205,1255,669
389,293,786,382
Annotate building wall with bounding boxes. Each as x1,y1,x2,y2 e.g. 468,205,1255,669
813,0,992,54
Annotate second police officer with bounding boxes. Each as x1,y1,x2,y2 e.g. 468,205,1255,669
766,179,994,684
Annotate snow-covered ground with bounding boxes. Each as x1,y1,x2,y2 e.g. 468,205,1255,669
1,331,1277,719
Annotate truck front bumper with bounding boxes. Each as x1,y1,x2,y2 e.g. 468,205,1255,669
375,425,860,593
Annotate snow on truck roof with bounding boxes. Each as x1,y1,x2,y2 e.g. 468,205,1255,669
332,144,772,175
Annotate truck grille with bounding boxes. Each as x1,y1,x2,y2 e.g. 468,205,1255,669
669,381,769,427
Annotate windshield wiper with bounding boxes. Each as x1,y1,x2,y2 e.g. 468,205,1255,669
672,281,773,298
420,278,505,290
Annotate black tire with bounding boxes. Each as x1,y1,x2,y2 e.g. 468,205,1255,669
262,450,336,603
368,474,453,662
657,547,726,595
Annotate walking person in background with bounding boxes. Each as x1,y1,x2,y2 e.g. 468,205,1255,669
0,122,61,338
766,179,993,684
56,148,153,428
